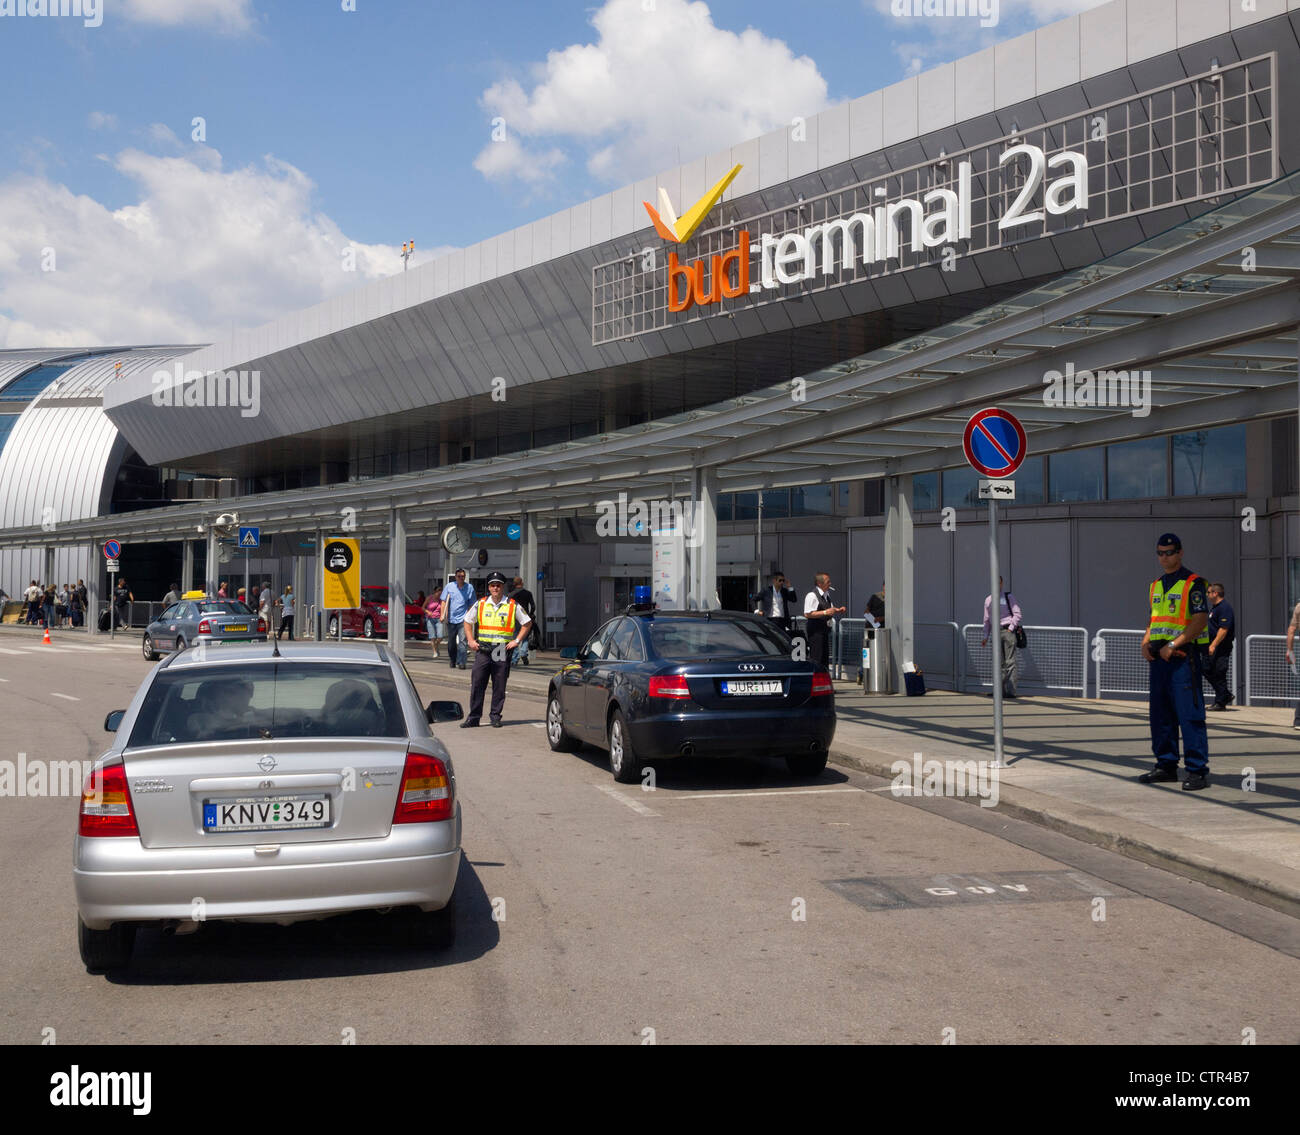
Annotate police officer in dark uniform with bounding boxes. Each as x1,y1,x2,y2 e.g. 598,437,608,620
1205,582,1235,711
460,571,531,729
1138,533,1211,791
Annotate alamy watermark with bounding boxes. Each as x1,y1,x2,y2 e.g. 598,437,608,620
595,493,706,547
890,0,998,29
1042,362,1152,419
0,0,102,28
152,362,261,418
891,752,1000,808
1,753,94,797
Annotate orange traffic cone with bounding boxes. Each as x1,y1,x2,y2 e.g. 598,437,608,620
42,625,51,645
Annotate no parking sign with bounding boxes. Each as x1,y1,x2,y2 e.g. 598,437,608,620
963,408,1026,478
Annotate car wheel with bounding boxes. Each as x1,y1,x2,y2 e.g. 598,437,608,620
78,916,135,973
785,751,828,778
362,617,376,639
546,693,578,752
327,616,339,638
142,633,158,662
175,636,187,653
395,894,456,951
608,709,640,784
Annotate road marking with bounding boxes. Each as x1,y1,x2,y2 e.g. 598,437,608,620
530,722,545,728
0,647,30,655
594,783,660,817
51,692,80,701
670,787,865,801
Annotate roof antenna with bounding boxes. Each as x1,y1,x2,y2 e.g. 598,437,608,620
271,627,281,658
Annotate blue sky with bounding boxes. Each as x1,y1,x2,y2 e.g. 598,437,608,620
0,0,1102,346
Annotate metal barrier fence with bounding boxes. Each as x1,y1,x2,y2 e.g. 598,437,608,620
1244,635,1297,707
960,624,1088,697
827,619,961,688
1094,627,1237,702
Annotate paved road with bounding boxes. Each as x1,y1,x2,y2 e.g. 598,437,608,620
1,640,1297,1044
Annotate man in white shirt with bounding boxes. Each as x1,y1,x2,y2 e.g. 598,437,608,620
981,576,1023,699
754,570,799,633
802,573,845,669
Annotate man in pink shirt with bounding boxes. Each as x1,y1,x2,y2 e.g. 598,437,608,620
981,576,1022,699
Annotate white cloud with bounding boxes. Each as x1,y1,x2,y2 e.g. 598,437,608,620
111,0,258,33
87,111,117,131
0,147,452,348
145,122,181,147
475,0,828,188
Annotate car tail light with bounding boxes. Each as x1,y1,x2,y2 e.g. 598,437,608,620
393,750,453,824
811,671,833,697
649,675,691,699
79,763,139,837
197,618,211,634
257,617,267,633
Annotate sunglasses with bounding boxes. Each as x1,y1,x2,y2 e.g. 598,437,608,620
1156,549,1179,557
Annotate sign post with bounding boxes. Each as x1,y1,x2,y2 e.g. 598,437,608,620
963,409,1027,768
239,528,260,609
103,541,121,639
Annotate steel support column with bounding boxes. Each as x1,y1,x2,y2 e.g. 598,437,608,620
884,474,914,692
689,467,718,610
182,540,195,593
388,508,406,660
520,512,538,604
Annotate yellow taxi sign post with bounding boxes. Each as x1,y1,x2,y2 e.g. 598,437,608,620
322,538,360,639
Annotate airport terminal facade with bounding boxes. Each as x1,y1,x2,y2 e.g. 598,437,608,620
2,0,1299,679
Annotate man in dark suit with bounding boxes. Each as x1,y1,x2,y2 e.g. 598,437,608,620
754,570,799,633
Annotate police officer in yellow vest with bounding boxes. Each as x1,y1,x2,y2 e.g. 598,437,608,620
1139,533,1211,791
461,571,532,729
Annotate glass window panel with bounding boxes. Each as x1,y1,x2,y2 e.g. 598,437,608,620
1012,456,1044,505
1172,425,1245,496
733,492,758,521
791,485,832,516
761,489,790,519
716,494,733,522
1107,438,1167,499
912,472,938,511
1048,449,1104,502
942,466,982,509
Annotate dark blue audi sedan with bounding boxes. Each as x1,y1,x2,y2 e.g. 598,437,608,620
545,610,835,783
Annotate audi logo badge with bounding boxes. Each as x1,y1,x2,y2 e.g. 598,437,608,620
738,663,765,672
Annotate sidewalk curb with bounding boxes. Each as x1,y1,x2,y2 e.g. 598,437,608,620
829,741,1300,921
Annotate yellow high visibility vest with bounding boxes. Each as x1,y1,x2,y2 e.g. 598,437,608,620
475,598,517,643
1148,573,1209,645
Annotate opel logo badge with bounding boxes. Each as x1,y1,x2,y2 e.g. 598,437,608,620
257,755,277,772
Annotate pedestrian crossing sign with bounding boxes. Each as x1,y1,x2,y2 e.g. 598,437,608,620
239,526,260,548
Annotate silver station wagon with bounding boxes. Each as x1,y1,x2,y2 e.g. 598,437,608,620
74,642,463,972
142,597,269,660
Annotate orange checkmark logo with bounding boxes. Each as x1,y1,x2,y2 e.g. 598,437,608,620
643,163,742,244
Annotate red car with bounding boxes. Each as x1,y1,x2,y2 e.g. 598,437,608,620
326,585,426,640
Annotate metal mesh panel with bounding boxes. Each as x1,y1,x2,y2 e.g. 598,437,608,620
1095,628,1237,701
829,619,959,687
960,624,1087,696
1245,635,1298,706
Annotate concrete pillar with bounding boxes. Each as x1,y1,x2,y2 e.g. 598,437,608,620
88,553,101,636
182,540,195,593
314,528,324,642
387,507,406,659
520,511,538,601
205,528,219,598
884,474,914,689
291,555,306,641
689,468,719,609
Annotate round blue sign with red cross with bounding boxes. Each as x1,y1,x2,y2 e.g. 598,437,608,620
103,539,121,559
963,408,1027,478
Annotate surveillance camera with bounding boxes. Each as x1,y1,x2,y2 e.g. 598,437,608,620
196,525,205,534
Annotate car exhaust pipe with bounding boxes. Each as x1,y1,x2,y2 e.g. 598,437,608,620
809,741,821,752
679,742,695,757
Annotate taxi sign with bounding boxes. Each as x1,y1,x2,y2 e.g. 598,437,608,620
963,408,1027,478
103,539,121,559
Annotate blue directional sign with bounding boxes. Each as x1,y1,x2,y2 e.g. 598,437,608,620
963,408,1027,478
506,523,521,541
238,526,260,548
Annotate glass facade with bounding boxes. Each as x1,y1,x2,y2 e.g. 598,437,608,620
1173,425,1245,496
1107,437,1167,499
1048,449,1104,503
0,363,74,400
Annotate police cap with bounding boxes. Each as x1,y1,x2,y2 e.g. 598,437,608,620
1156,532,1182,550
485,571,509,585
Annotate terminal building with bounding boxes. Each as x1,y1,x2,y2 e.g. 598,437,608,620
1,0,1298,694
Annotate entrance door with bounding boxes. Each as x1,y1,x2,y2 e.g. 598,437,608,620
717,575,753,612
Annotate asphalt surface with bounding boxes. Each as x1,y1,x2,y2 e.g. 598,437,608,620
1,631,1297,1044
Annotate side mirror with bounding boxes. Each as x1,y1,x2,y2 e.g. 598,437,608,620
576,647,589,662
426,700,464,724
104,710,125,733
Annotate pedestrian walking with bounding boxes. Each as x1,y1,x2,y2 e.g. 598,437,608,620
42,583,56,630
162,582,182,608
440,569,476,669
113,579,133,629
754,570,799,634
56,583,69,627
68,583,83,628
508,576,536,665
981,577,1022,698
1138,533,1211,790
1284,600,1300,731
460,571,531,729
1205,583,1235,711
258,580,273,628
424,592,443,658
802,573,844,669
217,581,229,599
277,585,295,640
24,580,41,625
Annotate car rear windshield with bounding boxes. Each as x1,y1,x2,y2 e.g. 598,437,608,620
646,618,791,659
198,602,254,616
128,663,407,746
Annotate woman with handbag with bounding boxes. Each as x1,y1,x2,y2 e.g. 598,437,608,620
981,577,1023,699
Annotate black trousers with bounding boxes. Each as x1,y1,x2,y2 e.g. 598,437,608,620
468,646,512,722
277,614,294,640
805,626,830,669
1206,648,1232,706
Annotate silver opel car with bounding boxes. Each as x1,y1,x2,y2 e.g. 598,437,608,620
74,641,463,973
